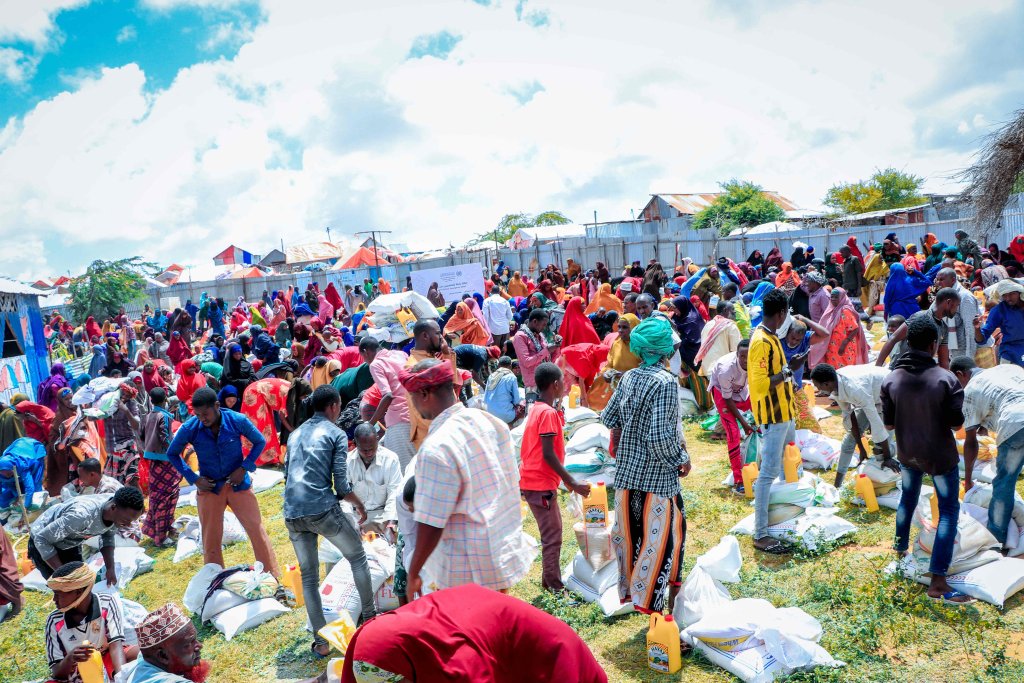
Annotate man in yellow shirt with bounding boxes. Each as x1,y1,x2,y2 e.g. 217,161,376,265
748,288,806,554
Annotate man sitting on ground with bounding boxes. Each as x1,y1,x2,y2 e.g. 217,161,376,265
347,422,403,537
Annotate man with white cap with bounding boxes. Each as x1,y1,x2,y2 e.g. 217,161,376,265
975,278,1024,367
121,603,205,682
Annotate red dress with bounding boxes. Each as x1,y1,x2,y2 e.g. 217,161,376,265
241,378,291,466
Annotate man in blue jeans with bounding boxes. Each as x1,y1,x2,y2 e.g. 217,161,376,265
953,356,1024,554
283,384,376,657
881,315,972,604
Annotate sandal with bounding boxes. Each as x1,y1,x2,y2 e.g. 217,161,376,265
754,539,791,555
311,642,330,659
929,590,976,606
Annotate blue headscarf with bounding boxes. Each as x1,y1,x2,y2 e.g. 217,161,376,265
680,267,708,298
749,281,776,328
473,292,485,311
218,385,240,411
883,263,931,319
293,302,315,318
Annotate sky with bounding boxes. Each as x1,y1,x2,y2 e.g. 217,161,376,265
0,0,1022,279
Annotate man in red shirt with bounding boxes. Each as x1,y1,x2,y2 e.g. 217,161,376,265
519,362,591,593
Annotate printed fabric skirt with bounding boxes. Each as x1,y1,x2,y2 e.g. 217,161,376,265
794,385,821,433
612,488,686,614
104,441,141,486
681,366,713,411
142,459,180,543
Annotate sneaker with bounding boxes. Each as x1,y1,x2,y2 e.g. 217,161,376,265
732,484,746,496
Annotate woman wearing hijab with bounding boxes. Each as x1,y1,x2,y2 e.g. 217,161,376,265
44,387,77,496
0,440,45,510
175,359,206,414
465,296,493,343
443,301,491,346
845,235,864,264
824,252,844,284
775,262,801,298
166,330,191,370
586,313,642,410
669,295,711,409
507,272,529,298
221,344,257,397
140,360,165,393
790,243,807,268
642,263,668,299
101,350,134,378
427,282,446,308
746,249,764,273
584,282,624,316
882,262,930,320
37,363,70,413
377,278,392,295
317,294,335,327
809,288,870,371
559,297,600,347
275,320,292,348
240,377,292,466
763,247,784,271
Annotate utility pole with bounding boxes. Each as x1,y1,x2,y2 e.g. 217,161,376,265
354,229,393,282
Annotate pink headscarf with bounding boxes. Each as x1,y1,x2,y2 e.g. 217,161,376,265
901,254,918,272
809,288,869,367
317,294,334,326
466,298,492,342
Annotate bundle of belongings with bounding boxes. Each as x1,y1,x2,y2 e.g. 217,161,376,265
561,504,632,618
849,459,922,510
22,546,155,593
364,292,439,343
562,417,613,488
674,535,844,682
172,513,249,563
730,473,855,553
885,492,1024,606
316,535,398,620
183,562,290,640
793,429,848,471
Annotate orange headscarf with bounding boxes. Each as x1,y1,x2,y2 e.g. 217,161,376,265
378,278,392,295
585,283,624,315
443,302,490,346
776,262,801,288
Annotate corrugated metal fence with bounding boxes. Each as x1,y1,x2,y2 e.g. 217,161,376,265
139,210,1024,307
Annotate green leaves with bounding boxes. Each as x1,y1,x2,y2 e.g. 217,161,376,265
68,257,156,322
824,167,925,215
691,180,787,235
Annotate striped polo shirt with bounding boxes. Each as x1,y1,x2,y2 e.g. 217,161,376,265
748,325,796,424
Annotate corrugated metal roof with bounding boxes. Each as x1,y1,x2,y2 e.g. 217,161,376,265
285,241,352,264
0,277,43,296
653,192,801,215
832,203,932,221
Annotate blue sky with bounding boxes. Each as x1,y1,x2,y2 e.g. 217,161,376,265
0,0,1021,278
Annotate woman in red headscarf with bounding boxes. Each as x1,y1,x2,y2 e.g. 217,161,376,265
240,378,291,466
84,316,102,341
175,359,206,414
166,331,191,370
341,584,608,683
558,296,600,347
1009,235,1024,265
324,282,345,312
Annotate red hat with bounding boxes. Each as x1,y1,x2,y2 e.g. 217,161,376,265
487,346,501,359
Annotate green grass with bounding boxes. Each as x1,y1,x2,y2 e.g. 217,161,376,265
4,411,1024,682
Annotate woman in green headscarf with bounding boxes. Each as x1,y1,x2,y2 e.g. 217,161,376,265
0,396,27,456
629,316,677,366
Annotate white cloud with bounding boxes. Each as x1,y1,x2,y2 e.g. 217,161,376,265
0,0,1022,277
116,25,137,43
0,47,37,83
0,0,89,44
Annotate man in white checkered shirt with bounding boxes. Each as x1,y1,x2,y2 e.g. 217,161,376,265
401,359,531,597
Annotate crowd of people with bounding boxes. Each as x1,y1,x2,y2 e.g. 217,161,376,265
2,227,1024,679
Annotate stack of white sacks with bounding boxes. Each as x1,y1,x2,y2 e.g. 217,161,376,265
317,535,401,617
729,473,857,553
886,487,1024,606
675,536,844,683
184,562,290,640
560,499,632,617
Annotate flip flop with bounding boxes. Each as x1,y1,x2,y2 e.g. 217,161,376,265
755,539,791,555
930,590,976,606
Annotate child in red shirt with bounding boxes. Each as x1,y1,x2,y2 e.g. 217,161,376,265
519,362,591,592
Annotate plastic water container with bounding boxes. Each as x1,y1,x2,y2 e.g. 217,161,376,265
741,462,759,499
77,641,104,683
568,385,581,409
326,658,345,683
282,564,304,607
647,613,682,674
17,551,33,577
783,442,801,483
855,474,879,512
583,482,608,528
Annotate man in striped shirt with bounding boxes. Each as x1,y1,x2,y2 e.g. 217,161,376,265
748,288,805,554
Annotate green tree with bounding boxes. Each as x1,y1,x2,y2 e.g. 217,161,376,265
1013,172,1024,194
691,180,787,235
824,167,925,215
470,210,571,245
68,257,155,322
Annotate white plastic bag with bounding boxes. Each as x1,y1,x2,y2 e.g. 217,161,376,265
565,423,611,454
674,536,741,626
201,588,249,623
212,597,289,640
183,563,225,614
223,562,279,600
565,551,617,594
962,482,1024,529
795,430,841,470
85,547,154,590
573,509,615,571
250,468,285,493
730,508,857,552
